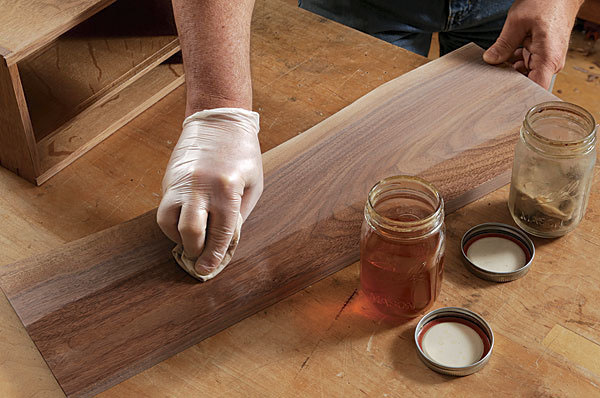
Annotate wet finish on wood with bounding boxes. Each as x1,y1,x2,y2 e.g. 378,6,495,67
0,44,558,397
0,2,427,396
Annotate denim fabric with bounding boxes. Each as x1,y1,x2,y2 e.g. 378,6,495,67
298,0,514,56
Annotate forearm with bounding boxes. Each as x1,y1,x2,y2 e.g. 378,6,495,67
172,0,255,115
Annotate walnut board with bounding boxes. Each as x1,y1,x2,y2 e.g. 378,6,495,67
0,44,558,398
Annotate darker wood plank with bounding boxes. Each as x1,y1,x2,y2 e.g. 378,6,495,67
0,44,558,398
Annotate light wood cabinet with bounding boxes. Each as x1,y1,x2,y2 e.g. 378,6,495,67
0,0,182,184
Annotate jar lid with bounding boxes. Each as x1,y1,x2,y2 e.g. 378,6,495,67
414,307,494,376
461,223,535,282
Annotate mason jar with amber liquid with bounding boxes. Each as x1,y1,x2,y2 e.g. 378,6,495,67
508,101,597,238
360,176,445,319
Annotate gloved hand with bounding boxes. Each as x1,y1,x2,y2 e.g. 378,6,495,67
157,108,263,277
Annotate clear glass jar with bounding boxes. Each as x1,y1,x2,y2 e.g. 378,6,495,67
508,101,597,238
360,176,445,319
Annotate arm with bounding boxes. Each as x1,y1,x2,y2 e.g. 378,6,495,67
483,0,584,89
173,0,255,113
158,0,262,278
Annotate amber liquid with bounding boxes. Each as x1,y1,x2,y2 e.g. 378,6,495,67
360,217,445,319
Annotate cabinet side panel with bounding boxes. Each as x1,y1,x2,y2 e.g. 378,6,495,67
0,60,39,181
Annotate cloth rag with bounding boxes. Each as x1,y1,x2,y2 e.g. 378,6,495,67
172,214,244,281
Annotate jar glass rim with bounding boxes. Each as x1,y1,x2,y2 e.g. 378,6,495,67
366,175,444,231
523,101,597,147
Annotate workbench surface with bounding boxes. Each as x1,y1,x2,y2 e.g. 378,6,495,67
1,1,598,397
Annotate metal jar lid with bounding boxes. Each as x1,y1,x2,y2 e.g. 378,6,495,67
414,307,494,376
461,222,535,282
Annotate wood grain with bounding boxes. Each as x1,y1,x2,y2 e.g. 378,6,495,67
542,324,600,375
0,0,116,64
0,0,180,184
0,3,427,396
0,58,39,181
19,0,178,140
36,62,184,184
103,169,600,398
0,44,558,397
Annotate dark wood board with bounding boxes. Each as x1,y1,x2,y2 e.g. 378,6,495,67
0,44,558,398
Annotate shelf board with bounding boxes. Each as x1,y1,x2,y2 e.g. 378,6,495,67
36,61,184,185
20,34,179,141
0,0,116,64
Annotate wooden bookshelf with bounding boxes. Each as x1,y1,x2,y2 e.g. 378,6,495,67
0,0,182,184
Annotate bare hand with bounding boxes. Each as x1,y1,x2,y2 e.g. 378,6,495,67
483,0,582,89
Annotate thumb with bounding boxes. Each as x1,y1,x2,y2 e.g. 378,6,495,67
484,17,527,64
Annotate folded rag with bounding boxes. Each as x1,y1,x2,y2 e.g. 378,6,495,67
172,214,244,281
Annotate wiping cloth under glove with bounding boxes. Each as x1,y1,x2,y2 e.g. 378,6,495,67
172,214,244,281
161,107,262,282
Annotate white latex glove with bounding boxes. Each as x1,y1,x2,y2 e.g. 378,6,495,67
157,108,263,276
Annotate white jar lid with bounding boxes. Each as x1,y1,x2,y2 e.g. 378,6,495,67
415,307,494,376
461,223,535,282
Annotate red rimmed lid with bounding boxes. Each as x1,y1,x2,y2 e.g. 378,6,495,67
414,307,494,376
416,316,492,367
461,223,535,282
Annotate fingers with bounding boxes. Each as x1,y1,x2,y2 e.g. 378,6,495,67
511,47,532,75
513,60,528,75
157,193,183,245
239,171,263,221
178,204,208,258
509,48,523,64
483,15,528,65
195,197,242,276
527,62,555,90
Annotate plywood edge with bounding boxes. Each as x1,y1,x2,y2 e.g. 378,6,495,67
2,0,117,66
35,61,184,185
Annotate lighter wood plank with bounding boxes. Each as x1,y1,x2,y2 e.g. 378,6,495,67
0,44,559,398
0,0,115,64
543,324,600,376
36,62,184,184
0,291,65,397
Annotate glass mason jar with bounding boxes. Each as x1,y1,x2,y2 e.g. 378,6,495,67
508,101,597,238
360,176,445,319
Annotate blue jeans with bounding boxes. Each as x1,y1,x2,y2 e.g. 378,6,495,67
298,0,514,56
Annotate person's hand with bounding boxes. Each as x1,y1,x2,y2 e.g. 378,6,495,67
157,108,263,276
483,0,582,89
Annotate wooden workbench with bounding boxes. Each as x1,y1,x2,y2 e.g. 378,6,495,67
1,0,598,396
